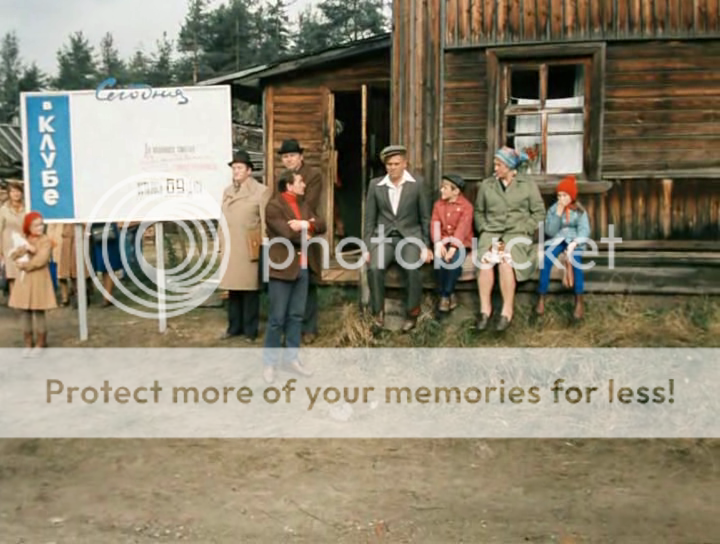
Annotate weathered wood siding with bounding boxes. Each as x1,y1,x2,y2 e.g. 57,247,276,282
442,50,488,183
271,53,390,90
391,0,443,181
445,0,720,47
573,179,720,241
263,53,391,187
603,40,720,173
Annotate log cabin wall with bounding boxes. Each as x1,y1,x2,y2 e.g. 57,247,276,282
444,0,720,47
391,0,443,182
263,52,390,190
603,40,720,173
441,38,720,242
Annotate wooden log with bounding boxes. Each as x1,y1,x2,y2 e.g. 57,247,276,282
609,185,622,238
472,0,484,42
660,178,673,238
622,180,634,240
647,177,659,239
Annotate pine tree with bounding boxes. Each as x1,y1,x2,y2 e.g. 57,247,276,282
98,32,127,82
55,31,98,90
147,32,174,86
0,31,21,122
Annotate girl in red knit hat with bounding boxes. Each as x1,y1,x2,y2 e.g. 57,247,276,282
8,211,57,353
535,175,590,321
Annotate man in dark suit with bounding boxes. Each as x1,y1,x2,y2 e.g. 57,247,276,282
263,169,326,384
363,145,432,332
278,138,323,345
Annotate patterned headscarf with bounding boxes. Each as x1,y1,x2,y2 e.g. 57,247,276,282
494,146,529,170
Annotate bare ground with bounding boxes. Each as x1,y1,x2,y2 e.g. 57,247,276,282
1,290,719,543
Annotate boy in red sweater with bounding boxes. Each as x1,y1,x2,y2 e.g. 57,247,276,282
431,174,473,313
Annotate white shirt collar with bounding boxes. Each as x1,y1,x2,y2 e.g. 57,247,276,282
378,170,416,187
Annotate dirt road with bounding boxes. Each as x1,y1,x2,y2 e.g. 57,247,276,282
1,298,718,543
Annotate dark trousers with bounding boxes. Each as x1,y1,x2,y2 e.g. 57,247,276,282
226,290,260,339
367,236,423,316
434,247,464,297
302,276,318,335
537,242,584,295
263,269,309,366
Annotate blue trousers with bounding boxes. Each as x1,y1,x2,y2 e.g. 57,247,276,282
434,247,464,297
537,241,584,295
263,269,309,366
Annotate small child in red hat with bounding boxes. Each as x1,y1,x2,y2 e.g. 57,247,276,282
535,175,590,320
8,211,57,353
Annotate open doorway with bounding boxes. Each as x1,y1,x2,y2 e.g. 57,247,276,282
331,86,390,254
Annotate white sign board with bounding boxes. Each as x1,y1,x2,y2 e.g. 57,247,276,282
20,82,233,223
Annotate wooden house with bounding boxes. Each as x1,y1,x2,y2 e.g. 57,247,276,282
201,1,720,294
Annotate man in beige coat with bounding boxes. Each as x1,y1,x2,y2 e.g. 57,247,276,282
219,150,271,341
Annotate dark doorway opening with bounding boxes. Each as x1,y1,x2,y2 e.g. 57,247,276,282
332,86,390,254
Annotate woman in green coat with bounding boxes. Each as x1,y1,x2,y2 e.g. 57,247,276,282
474,147,546,332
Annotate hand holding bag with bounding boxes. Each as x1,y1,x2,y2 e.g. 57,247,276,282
246,227,262,262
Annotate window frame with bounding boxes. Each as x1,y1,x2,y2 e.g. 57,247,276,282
486,43,605,181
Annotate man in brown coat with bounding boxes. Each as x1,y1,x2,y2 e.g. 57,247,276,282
278,138,323,344
219,150,271,341
263,169,326,384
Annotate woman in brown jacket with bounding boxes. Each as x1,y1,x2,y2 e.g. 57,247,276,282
0,179,26,300
8,211,58,349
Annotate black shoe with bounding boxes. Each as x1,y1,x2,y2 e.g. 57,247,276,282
496,316,512,332
476,313,490,331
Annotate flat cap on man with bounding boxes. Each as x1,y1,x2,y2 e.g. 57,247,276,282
379,144,407,162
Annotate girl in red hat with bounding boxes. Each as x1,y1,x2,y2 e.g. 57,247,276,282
535,175,590,321
8,211,57,352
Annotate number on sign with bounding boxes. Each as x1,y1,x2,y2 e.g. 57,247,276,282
166,178,175,194
176,178,185,194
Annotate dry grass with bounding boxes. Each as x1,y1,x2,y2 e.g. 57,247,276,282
319,293,720,349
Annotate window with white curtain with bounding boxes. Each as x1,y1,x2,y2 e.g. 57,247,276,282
500,61,588,175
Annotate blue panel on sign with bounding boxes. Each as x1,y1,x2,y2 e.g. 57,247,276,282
25,95,75,220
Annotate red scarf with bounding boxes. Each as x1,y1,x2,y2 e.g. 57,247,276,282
281,191,301,219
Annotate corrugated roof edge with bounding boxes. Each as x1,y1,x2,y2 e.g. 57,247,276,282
196,32,391,88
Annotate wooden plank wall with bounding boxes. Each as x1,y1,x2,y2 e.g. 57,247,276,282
579,179,720,241
391,0,443,181
445,0,720,46
266,85,325,190
603,40,720,173
264,54,391,188
275,53,390,90
442,50,488,185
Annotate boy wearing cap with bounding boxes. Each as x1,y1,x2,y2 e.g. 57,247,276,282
535,175,590,320
431,174,473,313
363,145,432,332
278,138,323,344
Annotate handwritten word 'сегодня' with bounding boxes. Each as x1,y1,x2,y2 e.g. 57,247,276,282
95,77,189,105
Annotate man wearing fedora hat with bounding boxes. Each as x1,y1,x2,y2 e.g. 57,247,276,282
219,149,271,341
363,145,432,332
278,138,323,344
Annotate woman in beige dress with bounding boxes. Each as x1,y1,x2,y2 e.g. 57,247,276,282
0,179,26,300
9,211,57,349
48,222,91,306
